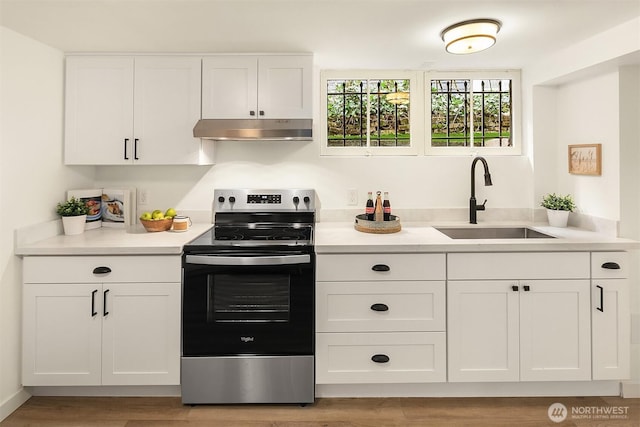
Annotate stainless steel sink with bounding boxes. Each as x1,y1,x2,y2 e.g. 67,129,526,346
434,226,556,239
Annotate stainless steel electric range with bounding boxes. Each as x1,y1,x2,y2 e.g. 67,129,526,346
181,189,316,405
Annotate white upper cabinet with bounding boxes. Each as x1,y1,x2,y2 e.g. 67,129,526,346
202,55,313,119
65,56,134,165
65,56,213,165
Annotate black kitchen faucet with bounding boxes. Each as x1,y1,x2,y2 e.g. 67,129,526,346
470,156,493,224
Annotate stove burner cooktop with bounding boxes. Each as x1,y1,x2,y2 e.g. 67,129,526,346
183,189,317,253
214,224,313,242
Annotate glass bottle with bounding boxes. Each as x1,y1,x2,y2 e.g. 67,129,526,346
365,191,374,221
374,191,384,222
383,191,391,221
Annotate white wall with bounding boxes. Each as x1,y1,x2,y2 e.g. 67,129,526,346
94,145,533,220
555,72,620,220
0,27,94,419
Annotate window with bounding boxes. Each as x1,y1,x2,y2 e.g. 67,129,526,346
321,71,419,156
321,70,520,156
427,70,521,155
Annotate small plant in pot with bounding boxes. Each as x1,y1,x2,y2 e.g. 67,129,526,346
541,193,576,228
56,196,90,235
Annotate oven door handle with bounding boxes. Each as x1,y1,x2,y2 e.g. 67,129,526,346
185,254,311,266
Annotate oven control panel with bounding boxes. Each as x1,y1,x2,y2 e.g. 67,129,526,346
247,194,281,204
214,189,316,212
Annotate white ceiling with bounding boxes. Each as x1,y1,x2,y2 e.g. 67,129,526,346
1,0,638,69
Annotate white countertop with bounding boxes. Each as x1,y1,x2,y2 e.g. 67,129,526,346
15,223,213,256
15,220,639,256
314,221,639,253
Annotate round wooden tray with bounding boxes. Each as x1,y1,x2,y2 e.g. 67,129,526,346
354,214,401,234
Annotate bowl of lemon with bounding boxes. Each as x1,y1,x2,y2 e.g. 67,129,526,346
139,208,176,232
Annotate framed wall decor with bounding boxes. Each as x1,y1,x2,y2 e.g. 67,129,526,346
568,143,602,176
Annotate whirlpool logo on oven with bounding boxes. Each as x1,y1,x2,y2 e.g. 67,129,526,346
240,336,255,343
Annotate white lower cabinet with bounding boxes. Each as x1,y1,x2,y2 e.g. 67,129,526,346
447,252,592,382
315,253,447,384
591,252,630,380
22,256,180,386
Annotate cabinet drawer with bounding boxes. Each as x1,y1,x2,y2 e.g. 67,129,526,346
23,255,181,283
317,253,445,281
316,281,445,332
591,252,628,279
316,332,446,384
448,252,590,280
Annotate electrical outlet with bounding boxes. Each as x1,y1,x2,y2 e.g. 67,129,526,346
347,189,358,206
138,189,148,205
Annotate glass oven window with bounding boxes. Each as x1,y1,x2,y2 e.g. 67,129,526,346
207,274,290,323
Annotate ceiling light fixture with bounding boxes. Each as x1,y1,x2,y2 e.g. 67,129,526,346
440,19,502,54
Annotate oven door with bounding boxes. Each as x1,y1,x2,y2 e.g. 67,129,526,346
182,250,314,357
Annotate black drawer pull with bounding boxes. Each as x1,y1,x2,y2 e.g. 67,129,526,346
601,262,620,270
596,285,604,312
370,303,389,312
523,285,530,292
134,138,139,160
371,264,390,272
93,266,112,275
511,285,519,292
371,354,390,363
91,289,98,317
103,289,110,316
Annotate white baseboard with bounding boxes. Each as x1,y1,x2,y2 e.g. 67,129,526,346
622,381,640,398
0,388,31,423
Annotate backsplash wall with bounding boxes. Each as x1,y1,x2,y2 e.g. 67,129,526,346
94,142,534,222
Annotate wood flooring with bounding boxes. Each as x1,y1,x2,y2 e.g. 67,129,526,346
2,396,639,427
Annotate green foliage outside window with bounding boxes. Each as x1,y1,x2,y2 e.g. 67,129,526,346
431,79,512,147
327,79,410,147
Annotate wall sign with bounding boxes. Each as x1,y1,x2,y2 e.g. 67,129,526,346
568,144,601,176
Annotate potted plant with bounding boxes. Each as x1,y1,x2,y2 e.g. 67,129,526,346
541,193,576,228
56,196,90,235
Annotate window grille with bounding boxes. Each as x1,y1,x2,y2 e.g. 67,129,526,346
430,78,512,148
327,79,410,148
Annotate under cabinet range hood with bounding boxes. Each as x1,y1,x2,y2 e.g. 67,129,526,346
193,119,313,141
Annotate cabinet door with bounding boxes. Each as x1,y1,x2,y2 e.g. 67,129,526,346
133,57,204,164
65,56,134,165
202,56,258,119
519,280,591,381
101,283,180,385
257,56,312,119
592,279,630,380
23,283,102,385
447,281,519,382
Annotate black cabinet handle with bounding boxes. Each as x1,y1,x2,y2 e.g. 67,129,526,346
523,285,530,292
370,303,389,312
371,354,390,363
511,285,519,292
259,110,265,116
250,110,256,116
103,289,110,316
124,138,129,160
596,285,604,312
93,266,112,275
91,289,98,317
371,264,390,272
134,138,139,160
601,262,620,270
